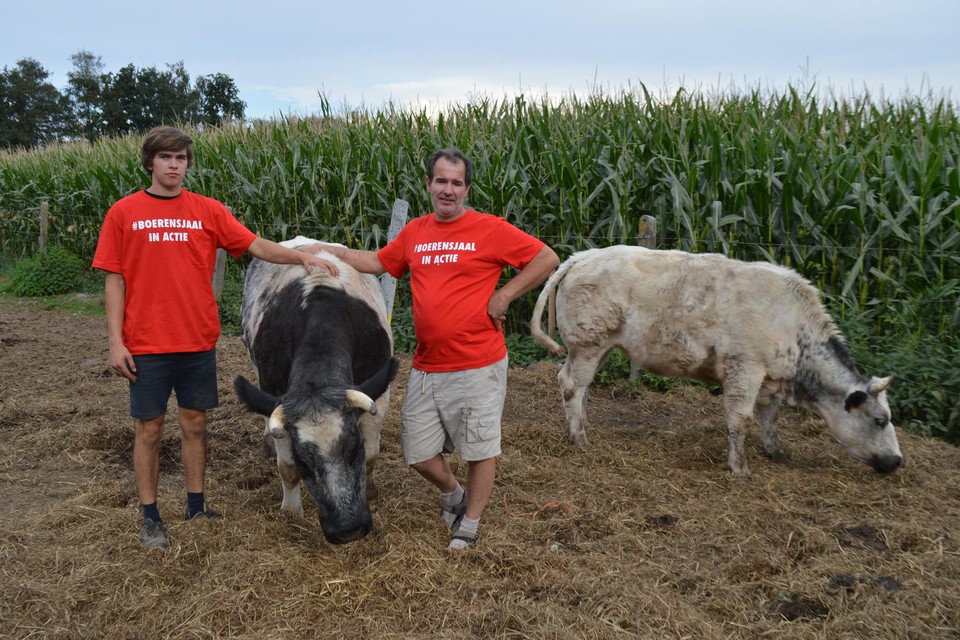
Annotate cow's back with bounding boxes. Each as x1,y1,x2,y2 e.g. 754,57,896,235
555,246,818,383
240,238,390,391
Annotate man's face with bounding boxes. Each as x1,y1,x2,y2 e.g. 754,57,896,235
426,158,470,222
148,149,189,194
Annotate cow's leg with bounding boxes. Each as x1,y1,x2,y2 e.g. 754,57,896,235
358,390,389,508
722,367,764,476
757,397,786,461
266,424,304,517
558,348,605,446
260,432,277,459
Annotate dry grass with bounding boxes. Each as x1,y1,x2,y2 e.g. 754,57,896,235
1,300,958,639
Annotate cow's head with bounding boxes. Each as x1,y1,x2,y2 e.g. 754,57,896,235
821,375,902,473
234,358,398,543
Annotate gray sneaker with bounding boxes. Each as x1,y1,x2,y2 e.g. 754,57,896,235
139,518,169,549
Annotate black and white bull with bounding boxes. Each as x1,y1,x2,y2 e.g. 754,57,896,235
234,237,398,544
531,245,903,476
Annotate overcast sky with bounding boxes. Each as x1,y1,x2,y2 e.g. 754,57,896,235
2,0,957,120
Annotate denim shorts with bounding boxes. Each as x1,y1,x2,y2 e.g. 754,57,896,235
129,349,219,419
400,356,507,464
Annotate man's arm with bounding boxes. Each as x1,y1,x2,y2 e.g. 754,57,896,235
247,237,339,276
297,242,387,276
488,246,561,329
104,272,137,381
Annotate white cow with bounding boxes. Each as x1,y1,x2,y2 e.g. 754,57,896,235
531,246,902,476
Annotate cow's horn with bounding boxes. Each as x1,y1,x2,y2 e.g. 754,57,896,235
345,389,377,415
268,405,287,439
869,375,894,395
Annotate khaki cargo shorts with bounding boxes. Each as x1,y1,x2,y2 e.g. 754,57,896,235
400,356,508,464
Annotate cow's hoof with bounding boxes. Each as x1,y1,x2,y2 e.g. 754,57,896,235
280,505,305,518
764,450,789,464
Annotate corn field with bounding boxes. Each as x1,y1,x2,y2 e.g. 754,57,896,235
1,85,958,439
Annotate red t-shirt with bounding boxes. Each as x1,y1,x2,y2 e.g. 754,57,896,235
92,189,256,355
377,209,546,372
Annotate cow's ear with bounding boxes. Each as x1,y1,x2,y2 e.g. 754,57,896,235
356,358,400,402
844,390,868,412
234,375,281,416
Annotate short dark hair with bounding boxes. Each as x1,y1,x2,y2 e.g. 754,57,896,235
426,147,473,186
141,126,194,174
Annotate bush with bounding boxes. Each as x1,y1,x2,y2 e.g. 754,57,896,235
849,328,960,445
504,332,550,368
390,304,417,355
217,273,246,336
7,246,88,297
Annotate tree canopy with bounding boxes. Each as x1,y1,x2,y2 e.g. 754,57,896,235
0,51,246,150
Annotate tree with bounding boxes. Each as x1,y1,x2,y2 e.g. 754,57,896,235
99,64,141,134
100,60,205,132
0,58,73,150
66,50,106,142
2,52,248,148
196,73,246,125
163,61,198,123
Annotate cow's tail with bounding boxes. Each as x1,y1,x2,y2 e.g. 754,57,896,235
531,256,579,356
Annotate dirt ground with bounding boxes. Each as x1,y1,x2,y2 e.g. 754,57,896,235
1,299,958,639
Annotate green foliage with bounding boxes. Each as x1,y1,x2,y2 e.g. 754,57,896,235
593,349,679,392
5,246,88,296
217,266,246,337
885,336,960,444
635,370,682,394
78,267,106,295
594,349,632,384
389,304,417,355
836,296,960,445
504,332,551,368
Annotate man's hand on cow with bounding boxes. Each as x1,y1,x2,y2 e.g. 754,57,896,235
304,256,339,277
109,346,137,382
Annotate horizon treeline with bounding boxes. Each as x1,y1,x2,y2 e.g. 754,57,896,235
0,51,246,150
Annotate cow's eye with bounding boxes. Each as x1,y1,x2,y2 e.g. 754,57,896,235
874,417,887,428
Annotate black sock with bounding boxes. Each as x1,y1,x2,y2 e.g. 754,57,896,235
186,492,205,518
143,502,161,523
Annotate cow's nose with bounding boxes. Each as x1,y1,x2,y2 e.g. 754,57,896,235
321,512,373,545
326,524,371,545
873,455,902,473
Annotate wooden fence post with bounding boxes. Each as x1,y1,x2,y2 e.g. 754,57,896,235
637,215,657,249
380,199,409,324
212,248,227,297
39,202,49,254
631,215,657,380
211,205,237,298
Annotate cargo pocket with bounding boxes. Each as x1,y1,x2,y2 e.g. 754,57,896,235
462,405,497,443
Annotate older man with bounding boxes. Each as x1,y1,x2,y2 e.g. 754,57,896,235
319,147,559,551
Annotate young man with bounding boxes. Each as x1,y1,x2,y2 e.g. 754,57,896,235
319,147,559,551
92,126,338,549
